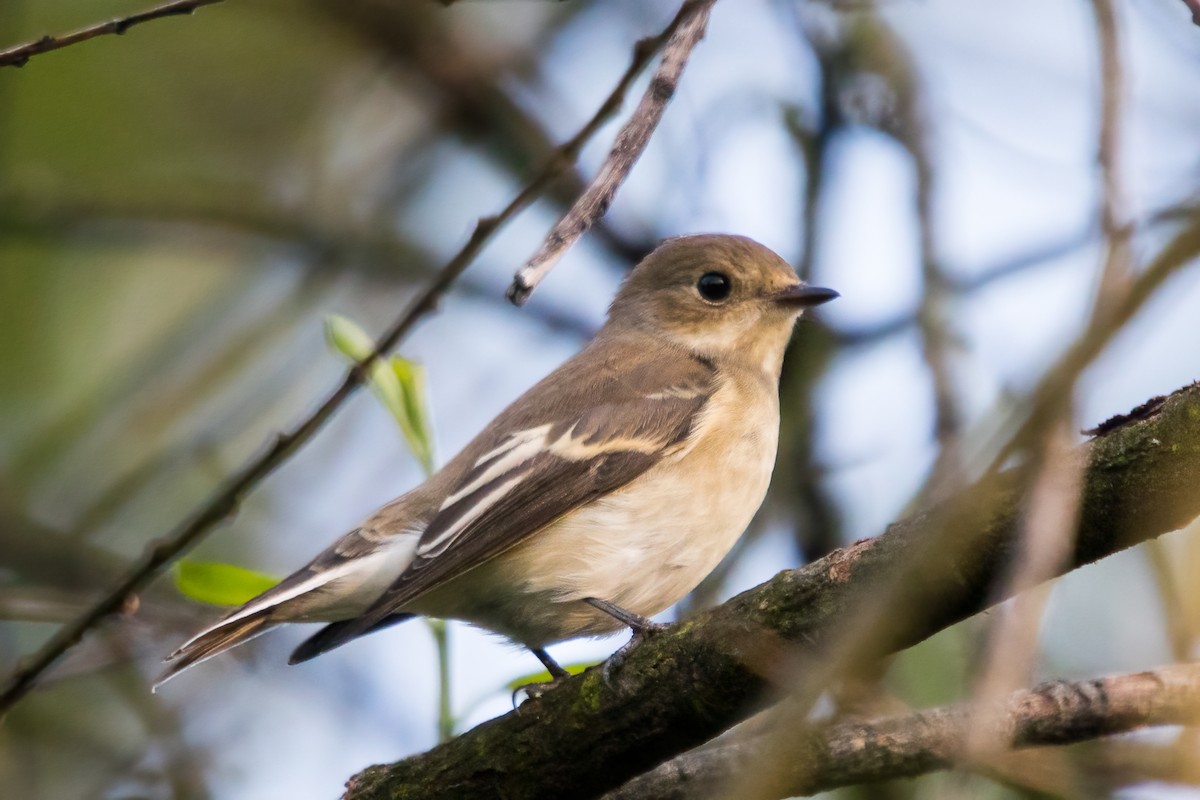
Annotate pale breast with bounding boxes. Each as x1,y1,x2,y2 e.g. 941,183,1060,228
433,369,780,646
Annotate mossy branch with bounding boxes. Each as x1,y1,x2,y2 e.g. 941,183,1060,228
344,381,1200,800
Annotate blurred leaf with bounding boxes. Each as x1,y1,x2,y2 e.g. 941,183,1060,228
323,312,374,360
324,312,406,430
174,560,279,607
390,355,437,477
506,662,595,691
325,314,436,476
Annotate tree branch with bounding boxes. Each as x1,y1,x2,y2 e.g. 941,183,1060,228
1182,0,1200,26
0,12,675,717
343,378,1200,799
1089,0,1135,314
604,663,1200,800
506,0,719,304
0,0,225,68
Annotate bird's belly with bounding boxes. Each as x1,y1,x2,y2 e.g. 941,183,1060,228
417,406,777,647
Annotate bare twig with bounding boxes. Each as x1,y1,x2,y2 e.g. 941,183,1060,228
978,0,1135,479
507,0,719,304
771,14,846,565
959,420,1084,769
1182,0,1200,26
603,663,1200,800
958,2,1133,776
834,227,1097,347
0,14,676,716
866,12,967,503
1090,0,1135,315
0,0,225,68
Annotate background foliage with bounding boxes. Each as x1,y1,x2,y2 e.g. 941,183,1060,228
2,1,1200,798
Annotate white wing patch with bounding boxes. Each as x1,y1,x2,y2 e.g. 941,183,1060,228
440,424,552,510
418,386,704,562
544,425,663,459
418,472,528,557
643,385,707,401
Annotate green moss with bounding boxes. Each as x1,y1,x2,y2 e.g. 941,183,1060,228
344,385,1200,800
575,673,607,714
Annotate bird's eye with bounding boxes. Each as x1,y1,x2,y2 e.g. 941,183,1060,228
696,272,732,303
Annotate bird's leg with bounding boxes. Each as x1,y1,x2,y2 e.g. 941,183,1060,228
511,646,572,708
531,647,571,681
584,597,668,680
584,597,667,636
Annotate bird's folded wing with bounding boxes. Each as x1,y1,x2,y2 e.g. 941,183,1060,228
322,351,717,646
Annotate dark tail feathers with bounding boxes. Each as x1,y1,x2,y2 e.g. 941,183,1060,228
288,613,414,665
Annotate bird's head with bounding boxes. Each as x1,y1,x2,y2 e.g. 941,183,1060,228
605,234,837,374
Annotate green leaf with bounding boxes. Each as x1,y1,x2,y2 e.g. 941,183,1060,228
324,313,404,410
174,560,279,607
324,314,436,476
505,661,595,691
324,312,375,360
390,355,436,476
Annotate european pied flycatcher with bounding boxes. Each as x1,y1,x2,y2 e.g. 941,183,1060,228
160,234,837,685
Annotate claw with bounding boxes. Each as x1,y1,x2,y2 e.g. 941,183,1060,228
511,674,569,708
600,622,667,683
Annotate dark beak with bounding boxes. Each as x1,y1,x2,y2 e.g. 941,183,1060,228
773,284,839,308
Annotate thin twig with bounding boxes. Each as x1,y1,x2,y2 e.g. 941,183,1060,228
0,14,676,717
958,2,1133,775
958,420,1084,771
874,12,966,505
976,0,1135,479
507,0,719,304
603,663,1200,800
1182,0,1200,26
0,0,225,68
1090,0,1135,315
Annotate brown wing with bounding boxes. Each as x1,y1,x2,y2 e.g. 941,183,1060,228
316,346,716,649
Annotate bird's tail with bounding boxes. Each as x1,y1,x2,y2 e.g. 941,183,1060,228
155,527,421,688
288,612,414,665
155,611,277,691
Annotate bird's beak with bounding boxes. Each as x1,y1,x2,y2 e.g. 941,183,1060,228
773,284,839,308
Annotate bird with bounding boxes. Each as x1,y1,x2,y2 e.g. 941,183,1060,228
158,233,838,687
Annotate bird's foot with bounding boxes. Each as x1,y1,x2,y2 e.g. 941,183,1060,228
511,674,570,708
600,620,668,683
512,647,572,708
582,597,669,683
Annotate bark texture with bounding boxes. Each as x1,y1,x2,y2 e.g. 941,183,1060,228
604,664,1200,799
344,382,1200,800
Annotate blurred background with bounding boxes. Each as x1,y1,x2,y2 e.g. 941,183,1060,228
3,0,1200,797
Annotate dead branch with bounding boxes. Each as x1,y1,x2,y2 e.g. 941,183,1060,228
1182,0,1200,26
0,0,225,68
604,663,1200,800
506,0,719,304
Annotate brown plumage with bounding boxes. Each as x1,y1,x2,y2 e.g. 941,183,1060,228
158,234,837,687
